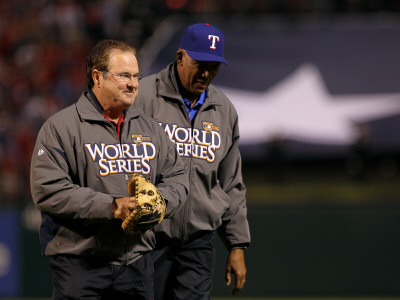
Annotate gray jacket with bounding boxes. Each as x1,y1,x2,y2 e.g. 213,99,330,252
30,90,188,264
134,63,250,249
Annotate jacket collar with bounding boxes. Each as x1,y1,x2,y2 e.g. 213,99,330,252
76,88,143,122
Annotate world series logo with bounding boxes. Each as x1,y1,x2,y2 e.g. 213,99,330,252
160,121,221,163
84,135,155,176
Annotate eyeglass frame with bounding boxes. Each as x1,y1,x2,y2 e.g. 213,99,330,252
101,71,143,82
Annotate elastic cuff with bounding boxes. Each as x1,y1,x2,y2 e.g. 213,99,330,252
230,243,249,250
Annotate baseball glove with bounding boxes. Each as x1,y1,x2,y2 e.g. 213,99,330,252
121,174,166,234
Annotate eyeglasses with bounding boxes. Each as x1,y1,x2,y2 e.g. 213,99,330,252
102,71,143,82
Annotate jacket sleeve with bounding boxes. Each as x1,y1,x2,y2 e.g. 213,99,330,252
154,122,189,219
217,116,251,249
30,120,113,221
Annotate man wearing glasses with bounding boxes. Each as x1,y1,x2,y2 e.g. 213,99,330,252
30,39,188,299
134,23,251,299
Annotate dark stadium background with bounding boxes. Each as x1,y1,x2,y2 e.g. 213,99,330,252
1,1,400,298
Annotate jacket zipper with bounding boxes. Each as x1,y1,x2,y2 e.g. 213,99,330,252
115,119,130,265
179,101,206,243
179,104,193,242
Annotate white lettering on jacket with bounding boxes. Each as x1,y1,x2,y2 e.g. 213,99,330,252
160,121,221,163
84,142,156,176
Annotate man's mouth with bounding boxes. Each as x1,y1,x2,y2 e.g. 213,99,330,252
197,81,208,88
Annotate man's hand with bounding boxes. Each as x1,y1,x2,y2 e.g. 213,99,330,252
111,197,137,220
225,248,247,296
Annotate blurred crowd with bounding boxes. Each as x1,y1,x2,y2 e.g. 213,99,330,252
0,0,158,205
1,0,400,206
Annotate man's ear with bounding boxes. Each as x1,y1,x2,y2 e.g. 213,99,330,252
176,49,184,64
92,69,101,86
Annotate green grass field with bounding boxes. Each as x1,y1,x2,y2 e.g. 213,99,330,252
242,161,400,206
213,298,400,300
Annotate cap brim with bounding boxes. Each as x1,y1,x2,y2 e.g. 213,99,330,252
186,50,229,66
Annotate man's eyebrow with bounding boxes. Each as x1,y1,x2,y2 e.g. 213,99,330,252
119,71,140,75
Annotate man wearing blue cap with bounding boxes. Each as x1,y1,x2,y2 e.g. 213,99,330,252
134,23,250,299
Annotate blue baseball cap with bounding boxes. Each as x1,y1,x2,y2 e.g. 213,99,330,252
179,23,229,66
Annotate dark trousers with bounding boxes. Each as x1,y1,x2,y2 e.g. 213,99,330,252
49,253,154,300
151,231,216,300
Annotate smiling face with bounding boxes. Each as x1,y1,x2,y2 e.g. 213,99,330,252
176,49,221,101
93,49,140,114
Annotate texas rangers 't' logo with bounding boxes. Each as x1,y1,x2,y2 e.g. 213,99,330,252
208,35,220,50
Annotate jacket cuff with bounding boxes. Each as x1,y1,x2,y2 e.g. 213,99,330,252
230,243,250,250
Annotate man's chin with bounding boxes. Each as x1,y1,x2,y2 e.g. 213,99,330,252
123,93,136,103
195,87,207,94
